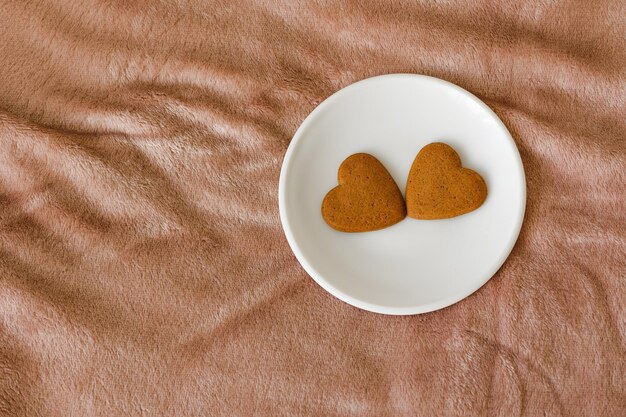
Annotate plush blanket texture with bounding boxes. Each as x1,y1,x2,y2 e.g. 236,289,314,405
0,1,625,416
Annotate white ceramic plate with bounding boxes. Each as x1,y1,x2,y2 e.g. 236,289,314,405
279,74,525,315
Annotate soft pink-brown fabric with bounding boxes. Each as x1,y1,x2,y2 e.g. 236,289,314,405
0,1,625,415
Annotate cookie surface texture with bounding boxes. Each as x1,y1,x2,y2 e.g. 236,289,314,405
322,153,406,232
405,142,487,220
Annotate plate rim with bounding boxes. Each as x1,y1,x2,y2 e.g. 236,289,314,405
278,73,526,315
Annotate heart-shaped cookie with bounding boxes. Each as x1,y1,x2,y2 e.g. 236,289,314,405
405,142,487,219
322,153,406,232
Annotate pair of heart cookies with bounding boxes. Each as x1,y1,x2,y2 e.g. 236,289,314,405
322,142,487,232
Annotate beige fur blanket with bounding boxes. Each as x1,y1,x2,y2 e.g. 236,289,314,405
0,1,624,415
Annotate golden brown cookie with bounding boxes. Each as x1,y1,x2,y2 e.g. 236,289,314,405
405,142,487,219
322,153,406,232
